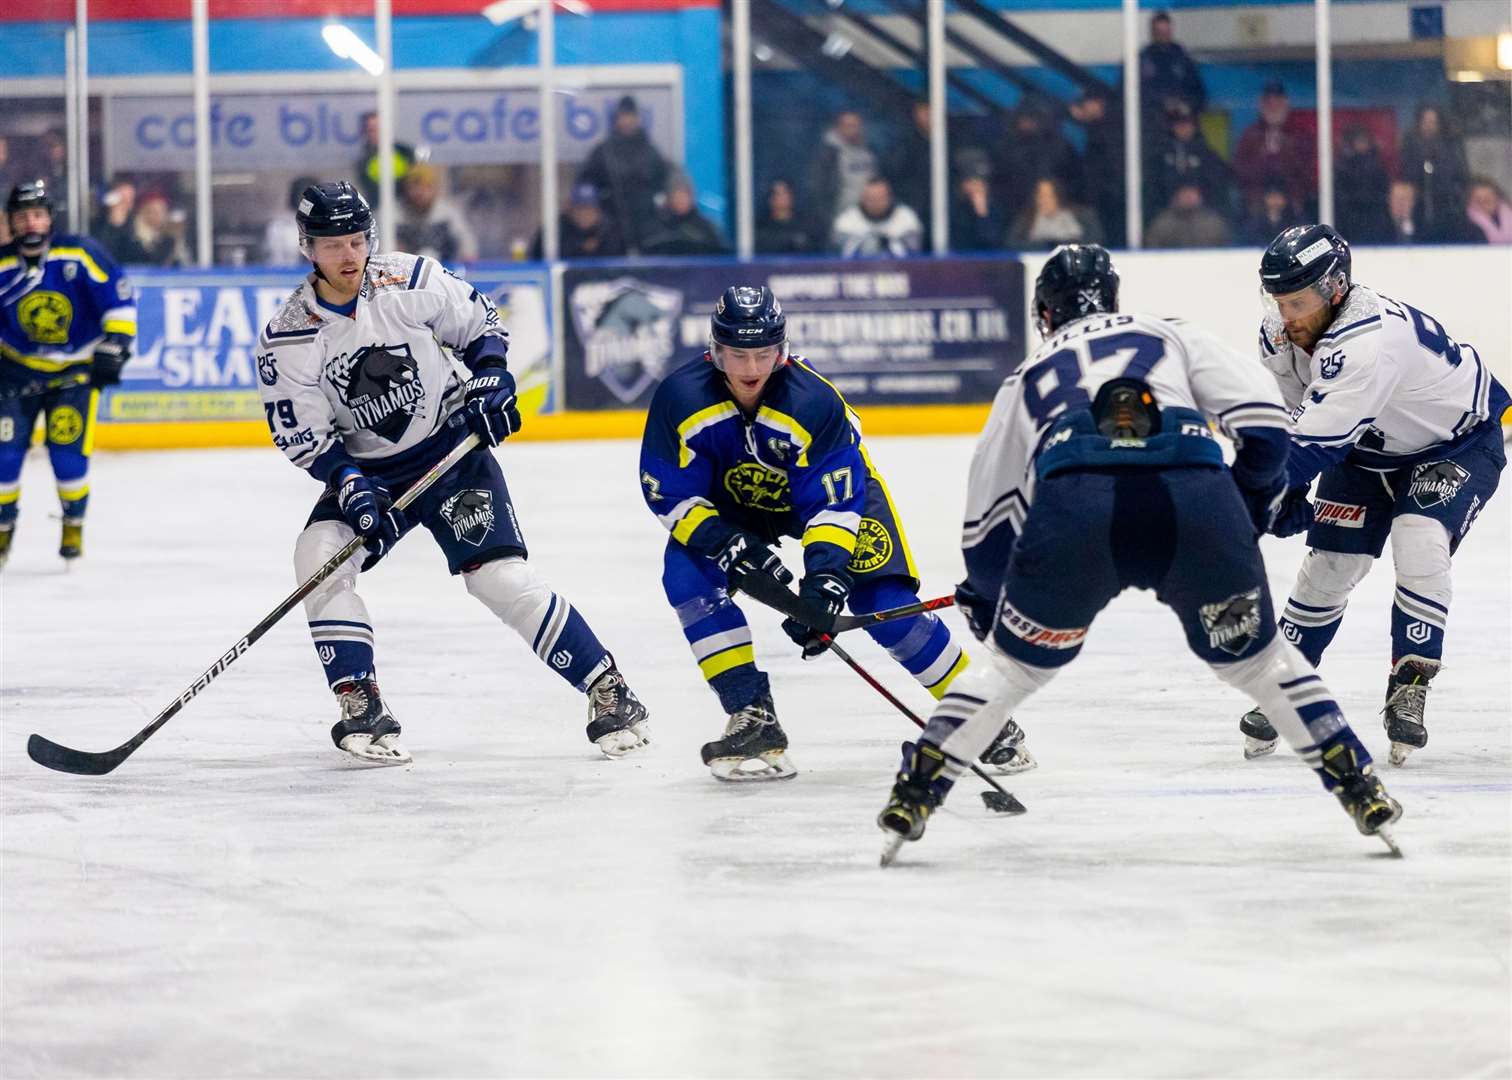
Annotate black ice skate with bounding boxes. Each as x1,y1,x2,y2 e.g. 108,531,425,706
331,677,410,765
585,666,651,758
878,741,957,867
59,519,83,563
1382,655,1438,767
979,716,1037,774
700,692,795,782
0,525,13,571
1318,741,1403,855
1239,707,1279,759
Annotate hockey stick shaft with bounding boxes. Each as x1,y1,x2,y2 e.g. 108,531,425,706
727,565,954,634
0,372,91,403
26,432,482,775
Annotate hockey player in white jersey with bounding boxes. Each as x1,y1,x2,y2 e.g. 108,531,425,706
1238,225,1507,765
257,181,650,764
875,244,1403,865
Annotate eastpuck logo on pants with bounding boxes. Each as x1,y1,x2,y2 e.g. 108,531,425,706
1314,499,1366,528
440,489,496,546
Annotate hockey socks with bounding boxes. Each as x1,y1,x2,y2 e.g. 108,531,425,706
853,578,969,699
463,556,612,690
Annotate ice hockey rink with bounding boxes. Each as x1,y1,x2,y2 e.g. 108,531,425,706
2,435,1509,1078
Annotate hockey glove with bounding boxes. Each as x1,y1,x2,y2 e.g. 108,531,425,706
1237,475,1288,536
335,467,406,568
460,363,522,447
1269,486,1315,538
712,530,793,586
955,579,995,642
90,334,132,389
782,572,850,659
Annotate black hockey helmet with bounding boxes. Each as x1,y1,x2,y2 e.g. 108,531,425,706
1259,223,1351,298
709,284,788,370
6,180,54,251
1034,243,1119,337
295,180,376,256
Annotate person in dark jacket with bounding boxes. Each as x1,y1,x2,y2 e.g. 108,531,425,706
949,151,1007,252
529,182,626,260
1398,104,1470,242
1140,11,1206,117
1334,127,1393,244
1147,101,1231,218
993,102,1081,219
577,96,672,254
1070,90,1126,247
642,175,728,256
1232,81,1312,216
1240,185,1306,246
755,179,818,255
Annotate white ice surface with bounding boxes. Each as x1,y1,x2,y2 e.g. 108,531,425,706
2,437,1509,1079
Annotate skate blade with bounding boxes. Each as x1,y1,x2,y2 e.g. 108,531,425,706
980,747,1038,775
1243,737,1278,760
595,723,651,759
709,751,797,782
1373,826,1403,858
879,828,906,868
1387,742,1417,767
338,734,412,766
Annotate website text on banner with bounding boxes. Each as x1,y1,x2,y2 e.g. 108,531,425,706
561,258,1027,412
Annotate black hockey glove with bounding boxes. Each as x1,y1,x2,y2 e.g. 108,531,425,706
712,530,793,586
955,579,995,642
335,467,406,568
1269,486,1315,538
460,363,522,447
90,334,132,389
782,571,850,659
1237,475,1288,536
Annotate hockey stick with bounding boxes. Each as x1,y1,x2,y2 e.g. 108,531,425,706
0,372,91,403
727,565,955,634
26,432,483,776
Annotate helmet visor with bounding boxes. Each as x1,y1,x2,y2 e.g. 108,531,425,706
1259,269,1344,325
710,341,785,373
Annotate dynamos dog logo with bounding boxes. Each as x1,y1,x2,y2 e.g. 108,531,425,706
440,489,496,547
569,277,684,404
1200,588,1263,657
1408,460,1470,510
329,343,425,443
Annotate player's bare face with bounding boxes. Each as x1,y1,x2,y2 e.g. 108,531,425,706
720,345,781,409
10,207,51,244
311,232,369,304
1273,285,1334,352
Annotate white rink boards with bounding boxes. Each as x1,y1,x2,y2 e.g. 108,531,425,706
3,436,1509,1078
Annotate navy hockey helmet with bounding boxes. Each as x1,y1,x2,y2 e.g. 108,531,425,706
708,285,788,371
6,180,55,251
1259,223,1351,298
1034,244,1120,337
295,180,376,257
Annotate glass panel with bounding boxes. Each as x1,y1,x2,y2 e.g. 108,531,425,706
0,22,70,239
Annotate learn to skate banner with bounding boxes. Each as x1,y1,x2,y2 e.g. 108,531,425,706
101,263,555,429
559,257,1027,411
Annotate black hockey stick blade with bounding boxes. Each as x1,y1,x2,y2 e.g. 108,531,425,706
27,732,133,776
981,789,1027,814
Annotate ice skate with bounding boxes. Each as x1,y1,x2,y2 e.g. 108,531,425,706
1318,741,1404,855
1239,707,1279,759
700,692,795,781
1382,656,1438,767
59,519,83,564
0,524,13,571
585,666,650,758
878,741,956,867
331,677,411,766
978,716,1037,774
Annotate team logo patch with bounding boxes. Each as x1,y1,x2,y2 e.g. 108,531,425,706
1406,621,1432,645
568,277,684,404
1319,351,1345,379
1200,588,1263,657
327,342,424,444
18,291,73,345
1314,499,1366,528
1282,622,1302,644
996,599,1087,651
440,489,496,547
62,263,77,282
723,462,790,512
550,650,573,670
849,518,894,574
1408,460,1469,509
47,406,84,445
257,351,278,386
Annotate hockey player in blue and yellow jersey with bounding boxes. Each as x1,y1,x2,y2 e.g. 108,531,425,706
640,285,1029,781
0,180,135,567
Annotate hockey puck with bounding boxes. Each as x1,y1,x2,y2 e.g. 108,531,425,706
981,790,1027,814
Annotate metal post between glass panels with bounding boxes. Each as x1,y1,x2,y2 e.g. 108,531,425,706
1315,0,1334,226
192,0,211,267
928,1,948,254
1123,0,1142,249
540,0,559,262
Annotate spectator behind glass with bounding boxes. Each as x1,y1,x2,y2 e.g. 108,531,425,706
756,179,817,255
949,152,1007,252
396,163,478,264
1399,104,1470,240
530,182,626,260
1334,126,1393,244
577,95,671,254
263,175,319,265
130,191,188,266
1465,177,1512,244
641,174,727,256
1240,184,1306,246
1145,182,1232,248
352,110,416,208
39,129,71,232
1070,90,1126,247
1386,180,1421,244
1140,11,1206,118
1148,101,1231,218
806,110,879,240
1233,81,1312,216
833,176,922,258
994,102,1080,221
94,177,140,263
883,101,935,246
1009,177,1102,250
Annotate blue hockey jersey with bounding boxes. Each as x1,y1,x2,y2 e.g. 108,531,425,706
0,236,136,374
639,354,878,580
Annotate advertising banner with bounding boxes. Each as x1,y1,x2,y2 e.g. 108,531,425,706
103,263,554,428
560,258,1026,411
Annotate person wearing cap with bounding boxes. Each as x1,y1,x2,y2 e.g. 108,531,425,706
530,182,625,260
396,163,478,264
1147,99,1232,223
577,95,671,254
1233,81,1312,216
641,173,728,256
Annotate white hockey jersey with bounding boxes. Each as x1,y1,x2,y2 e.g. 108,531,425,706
1258,283,1506,482
963,312,1289,583
256,252,507,476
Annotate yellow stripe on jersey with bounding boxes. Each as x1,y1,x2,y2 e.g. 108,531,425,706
675,401,740,467
82,389,100,456
858,442,919,580
698,643,756,680
801,523,860,553
0,256,18,274
46,247,110,283
671,503,719,546
0,342,92,373
103,318,137,335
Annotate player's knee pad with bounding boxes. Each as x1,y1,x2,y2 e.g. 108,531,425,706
1390,514,1452,601
295,521,362,605
1291,549,1373,609
1210,635,1308,696
463,555,552,637
926,651,1055,763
